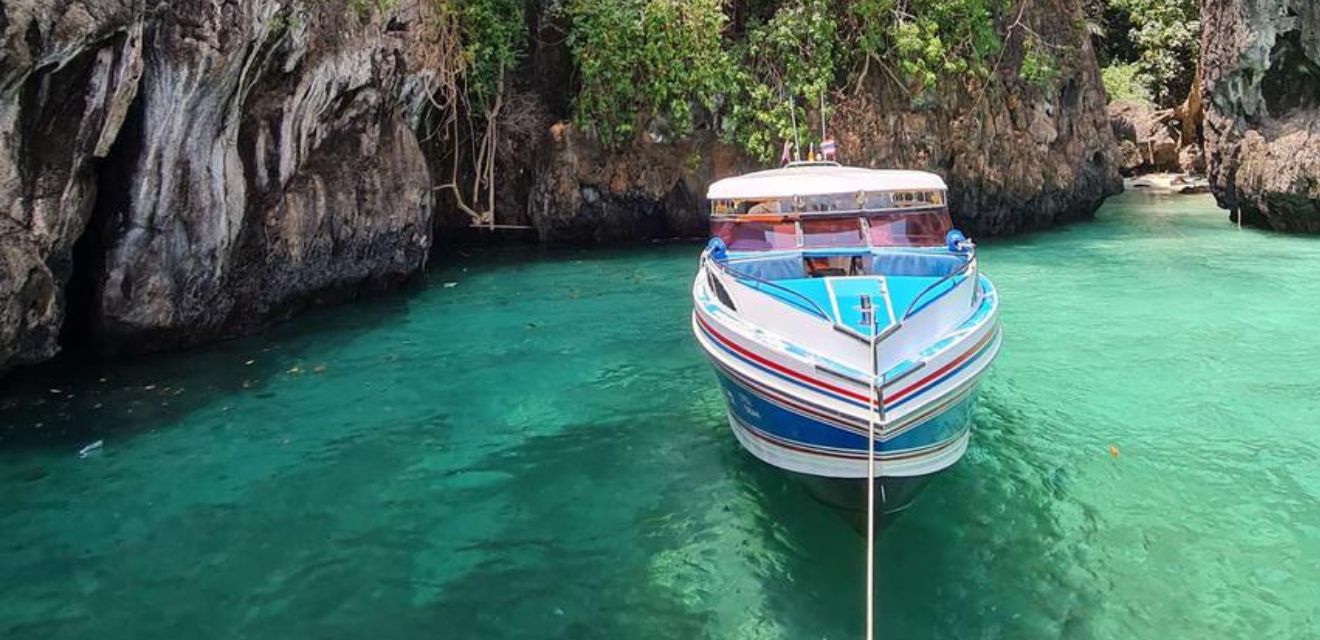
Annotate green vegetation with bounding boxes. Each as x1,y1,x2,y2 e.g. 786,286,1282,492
1100,62,1153,105
728,0,839,161
1091,0,1199,106
402,0,1121,162
566,0,734,146
850,0,1005,91
453,0,525,108
562,0,1052,159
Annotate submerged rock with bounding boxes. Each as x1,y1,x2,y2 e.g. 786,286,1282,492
1201,0,1320,232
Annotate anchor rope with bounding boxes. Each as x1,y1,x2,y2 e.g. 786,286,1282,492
865,299,882,640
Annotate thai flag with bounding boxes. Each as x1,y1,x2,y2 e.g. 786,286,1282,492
821,138,837,160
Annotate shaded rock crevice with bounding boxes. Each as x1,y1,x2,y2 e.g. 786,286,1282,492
1,1,436,370
1201,0,1320,232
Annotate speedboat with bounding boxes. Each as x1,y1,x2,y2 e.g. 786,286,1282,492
691,162,1001,515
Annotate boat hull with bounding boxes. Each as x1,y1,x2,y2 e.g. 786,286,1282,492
692,267,1000,514
719,372,978,515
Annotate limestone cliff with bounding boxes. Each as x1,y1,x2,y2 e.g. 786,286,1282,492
1,0,1122,373
1201,0,1320,231
520,0,1121,241
1,0,434,370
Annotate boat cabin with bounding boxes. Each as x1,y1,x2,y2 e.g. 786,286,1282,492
707,164,961,281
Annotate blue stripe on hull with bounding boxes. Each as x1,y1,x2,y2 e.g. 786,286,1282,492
712,367,977,458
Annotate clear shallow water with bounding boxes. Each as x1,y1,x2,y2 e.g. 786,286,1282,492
2,191,1319,639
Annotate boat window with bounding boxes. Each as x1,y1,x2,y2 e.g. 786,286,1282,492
866,208,953,247
800,218,866,249
711,220,798,251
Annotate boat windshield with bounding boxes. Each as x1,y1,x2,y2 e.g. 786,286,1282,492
866,209,952,247
711,207,953,250
711,220,798,251
800,218,865,248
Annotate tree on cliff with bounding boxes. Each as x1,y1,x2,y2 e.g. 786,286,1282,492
1090,0,1199,107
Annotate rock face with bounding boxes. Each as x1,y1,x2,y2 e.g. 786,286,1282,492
1201,0,1320,232
522,0,1122,241
1108,100,1187,175
1,0,1122,372
832,13,1122,238
1,1,434,370
528,127,756,243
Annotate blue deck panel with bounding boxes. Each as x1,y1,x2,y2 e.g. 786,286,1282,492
743,274,953,331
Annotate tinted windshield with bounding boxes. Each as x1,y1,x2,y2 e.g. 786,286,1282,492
800,218,865,248
712,220,797,251
866,209,952,247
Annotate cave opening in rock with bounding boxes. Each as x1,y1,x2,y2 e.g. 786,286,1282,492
1262,27,1320,116
60,89,144,357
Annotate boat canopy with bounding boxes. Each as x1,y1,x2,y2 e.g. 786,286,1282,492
706,164,954,251
707,164,947,201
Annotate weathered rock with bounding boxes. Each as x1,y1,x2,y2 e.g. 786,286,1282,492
1,1,436,370
1,1,142,369
1108,100,1183,175
524,0,1122,241
528,127,754,243
1201,0,1320,232
830,1,1121,237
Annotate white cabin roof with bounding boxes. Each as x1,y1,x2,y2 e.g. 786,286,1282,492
707,164,947,200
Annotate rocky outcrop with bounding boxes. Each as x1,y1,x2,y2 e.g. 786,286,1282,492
1,0,1123,373
522,0,1122,241
1,1,435,370
832,12,1122,238
1109,100,1187,175
1201,0,1320,232
527,126,755,243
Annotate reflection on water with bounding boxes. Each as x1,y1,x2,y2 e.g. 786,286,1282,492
2,192,1319,638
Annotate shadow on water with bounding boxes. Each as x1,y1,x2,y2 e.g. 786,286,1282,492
0,278,421,453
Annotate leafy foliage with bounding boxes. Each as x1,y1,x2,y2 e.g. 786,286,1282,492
727,0,840,161
1100,62,1153,104
1113,0,1198,105
564,0,1023,156
849,0,1006,92
451,0,526,109
1018,38,1060,87
566,0,734,146
1092,0,1198,106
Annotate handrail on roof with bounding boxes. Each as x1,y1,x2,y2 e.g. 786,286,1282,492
783,160,842,168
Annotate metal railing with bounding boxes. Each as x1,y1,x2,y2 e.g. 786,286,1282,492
703,254,833,321
704,243,980,343
899,244,978,322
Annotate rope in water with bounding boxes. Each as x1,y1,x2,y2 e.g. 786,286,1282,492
865,299,881,640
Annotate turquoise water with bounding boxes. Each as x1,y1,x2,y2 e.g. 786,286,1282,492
3,191,1319,638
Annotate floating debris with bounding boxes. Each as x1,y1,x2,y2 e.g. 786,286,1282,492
48,388,62,395
245,360,256,366
78,440,104,459
444,282,459,289
312,364,327,374
1109,445,1120,459
143,384,156,391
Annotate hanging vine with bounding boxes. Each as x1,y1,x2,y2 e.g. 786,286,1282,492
409,0,525,229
